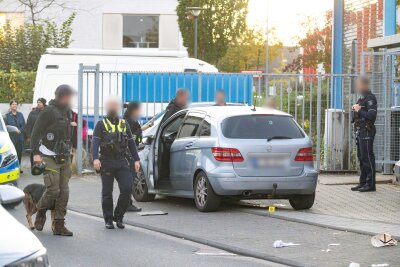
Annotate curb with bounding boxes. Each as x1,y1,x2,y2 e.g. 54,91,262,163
239,208,400,240
68,206,310,267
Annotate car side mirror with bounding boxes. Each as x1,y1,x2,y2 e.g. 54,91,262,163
0,185,24,208
6,125,19,134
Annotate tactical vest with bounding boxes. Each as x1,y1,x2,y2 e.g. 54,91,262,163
41,106,73,157
100,118,129,159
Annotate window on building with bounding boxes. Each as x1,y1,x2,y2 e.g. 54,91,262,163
123,15,159,48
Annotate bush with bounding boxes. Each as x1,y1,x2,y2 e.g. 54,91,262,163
0,70,36,103
0,13,75,72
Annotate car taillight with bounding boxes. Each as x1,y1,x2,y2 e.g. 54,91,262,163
295,147,314,161
211,147,244,162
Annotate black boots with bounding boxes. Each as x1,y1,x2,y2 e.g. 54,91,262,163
358,185,376,192
115,219,125,229
105,221,115,229
351,184,376,192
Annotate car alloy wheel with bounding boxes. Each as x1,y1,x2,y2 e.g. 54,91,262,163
134,170,146,196
132,169,156,202
196,176,207,207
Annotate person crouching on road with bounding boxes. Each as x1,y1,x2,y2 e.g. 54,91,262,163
30,85,75,236
92,97,141,229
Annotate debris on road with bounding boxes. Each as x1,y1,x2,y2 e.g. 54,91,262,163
371,264,389,267
371,233,397,248
273,240,300,248
268,206,276,213
348,262,360,267
328,243,341,246
321,249,331,253
137,211,168,216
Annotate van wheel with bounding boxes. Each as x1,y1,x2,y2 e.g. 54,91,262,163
289,193,315,210
194,172,221,212
132,168,155,202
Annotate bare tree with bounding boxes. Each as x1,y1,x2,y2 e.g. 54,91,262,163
12,0,71,24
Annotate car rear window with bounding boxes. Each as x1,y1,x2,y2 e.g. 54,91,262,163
221,115,304,139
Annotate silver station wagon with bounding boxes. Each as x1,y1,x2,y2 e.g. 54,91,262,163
134,106,318,212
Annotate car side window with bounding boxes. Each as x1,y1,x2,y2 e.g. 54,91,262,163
162,114,185,137
177,112,205,139
198,116,211,137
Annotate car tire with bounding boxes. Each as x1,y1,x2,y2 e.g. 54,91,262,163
132,168,156,202
194,171,221,212
289,193,315,210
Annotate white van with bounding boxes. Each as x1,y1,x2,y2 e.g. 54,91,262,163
33,48,218,106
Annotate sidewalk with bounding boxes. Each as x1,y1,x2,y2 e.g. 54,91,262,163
241,173,400,238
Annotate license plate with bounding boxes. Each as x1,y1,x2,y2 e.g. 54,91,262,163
251,154,290,169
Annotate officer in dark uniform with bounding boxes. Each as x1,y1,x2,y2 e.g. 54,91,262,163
31,85,75,236
351,77,377,192
92,97,140,229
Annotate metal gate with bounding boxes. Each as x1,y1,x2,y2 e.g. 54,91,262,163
76,63,394,175
361,51,400,174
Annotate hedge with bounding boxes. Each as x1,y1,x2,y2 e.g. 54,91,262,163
0,70,36,103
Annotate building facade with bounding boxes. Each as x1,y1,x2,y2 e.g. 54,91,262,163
0,0,185,51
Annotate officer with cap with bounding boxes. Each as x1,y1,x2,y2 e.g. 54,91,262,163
351,76,377,192
30,85,75,236
92,97,140,229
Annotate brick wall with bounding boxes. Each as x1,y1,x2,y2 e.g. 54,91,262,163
343,0,383,73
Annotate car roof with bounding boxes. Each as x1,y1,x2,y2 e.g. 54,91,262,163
183,106,291,120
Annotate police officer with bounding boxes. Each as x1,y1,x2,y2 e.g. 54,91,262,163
92,97,140,229
351,76,377,192
123,102,155,212
31,85,75,236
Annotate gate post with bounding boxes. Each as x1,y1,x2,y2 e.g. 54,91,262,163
93,64,100,126
316,73,322,171
77,63,84,176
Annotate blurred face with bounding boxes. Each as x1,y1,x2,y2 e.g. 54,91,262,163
37,101,44,109
58,94,73,108
106,98,121,117
265,98,277,109
176,92,189,107
130,107,141,118
10,102,18,112
216,92,226,106
356,79,369,95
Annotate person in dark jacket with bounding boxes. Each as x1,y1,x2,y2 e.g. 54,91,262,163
92,97,141,229
25,98,47,166
122,102,154,212
25,98,47,142
5,100,26,172
160,89,189,125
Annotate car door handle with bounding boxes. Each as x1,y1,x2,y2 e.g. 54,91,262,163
185,142,194,148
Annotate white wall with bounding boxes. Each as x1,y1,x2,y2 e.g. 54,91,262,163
0,0,185,51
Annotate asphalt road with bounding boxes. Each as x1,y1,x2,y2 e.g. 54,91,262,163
8,206,283,267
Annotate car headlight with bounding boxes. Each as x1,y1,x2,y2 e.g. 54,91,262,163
6,247,50,267
0,146,17,168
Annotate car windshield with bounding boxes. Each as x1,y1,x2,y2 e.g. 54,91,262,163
221,115,305,139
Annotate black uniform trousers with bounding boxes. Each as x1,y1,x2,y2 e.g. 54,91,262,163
356,128,376,188
100,158,133,222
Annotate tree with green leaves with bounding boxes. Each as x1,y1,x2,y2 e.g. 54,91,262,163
0,12,75,72
283,11,332,73
177,0,249,65
218,27,283,73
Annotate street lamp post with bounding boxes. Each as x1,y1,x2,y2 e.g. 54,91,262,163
187,7,203,59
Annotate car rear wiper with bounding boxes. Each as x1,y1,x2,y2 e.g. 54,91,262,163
267,136,293,142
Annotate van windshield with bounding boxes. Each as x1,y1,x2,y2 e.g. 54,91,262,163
221,115,304,139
